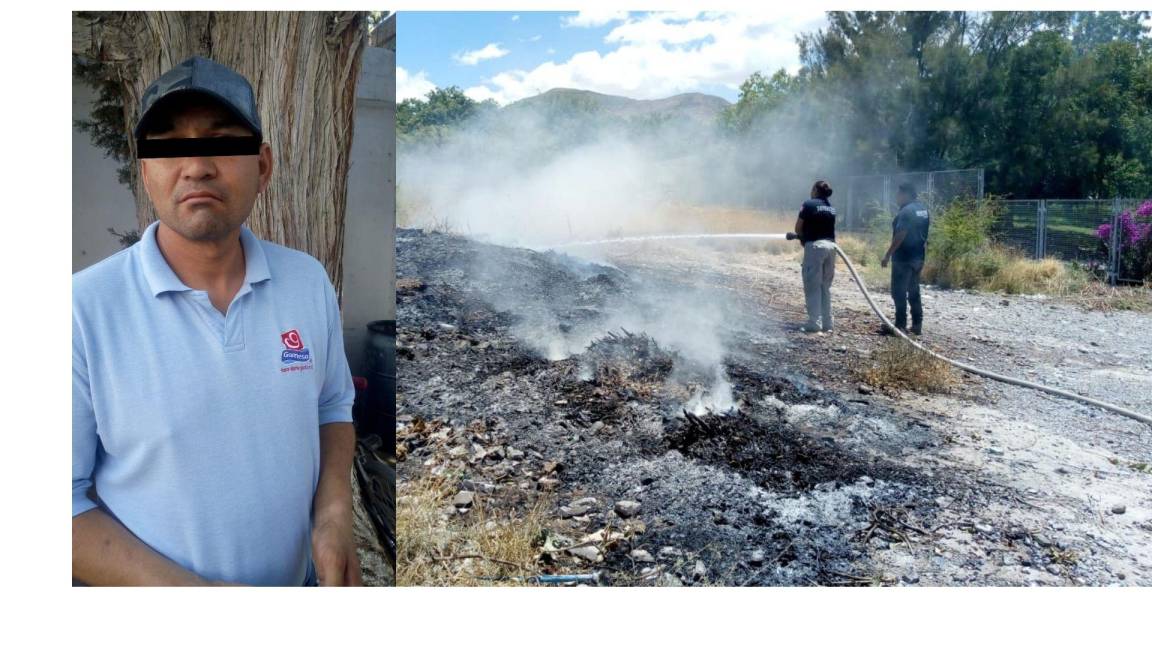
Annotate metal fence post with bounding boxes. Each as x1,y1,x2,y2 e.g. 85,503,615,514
1036,200,1046,260
977,169,985,201
927,172,935,210
1109,198,1121,285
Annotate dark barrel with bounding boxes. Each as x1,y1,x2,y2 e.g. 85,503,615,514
358,320,396,456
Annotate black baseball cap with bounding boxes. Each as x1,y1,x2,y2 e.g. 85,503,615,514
134,56,263,139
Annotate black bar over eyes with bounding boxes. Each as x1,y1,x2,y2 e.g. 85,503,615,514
136,136,262,159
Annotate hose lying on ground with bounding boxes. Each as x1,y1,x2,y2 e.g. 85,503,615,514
829,241,1152,427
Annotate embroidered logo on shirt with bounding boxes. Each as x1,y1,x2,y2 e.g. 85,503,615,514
280,329,314,372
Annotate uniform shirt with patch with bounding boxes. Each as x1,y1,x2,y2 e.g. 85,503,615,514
798,198,836,244
72,221,355,586
892,200,931,261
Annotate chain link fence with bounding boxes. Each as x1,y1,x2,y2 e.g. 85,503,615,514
844,169,984,232
991,199,1042,257
994,198,1151,285
846,168,1149,284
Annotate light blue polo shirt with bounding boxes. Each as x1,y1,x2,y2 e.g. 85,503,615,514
72,221,356,586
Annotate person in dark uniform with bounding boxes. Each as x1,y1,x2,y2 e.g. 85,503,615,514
794,180,837,333
881,182,931,335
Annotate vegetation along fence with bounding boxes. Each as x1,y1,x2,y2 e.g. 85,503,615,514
992,198,1151,285
844,169,985,232
846,170,1150,284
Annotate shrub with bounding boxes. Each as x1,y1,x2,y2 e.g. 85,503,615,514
862,338,957,393
986,257,1067,294
843,199,1146,307
921,197,1000,288
1096,200,1152,282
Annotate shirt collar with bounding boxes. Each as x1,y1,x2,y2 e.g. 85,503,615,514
139,221,273,297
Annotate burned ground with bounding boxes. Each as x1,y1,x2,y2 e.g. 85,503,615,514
396,229,1152,586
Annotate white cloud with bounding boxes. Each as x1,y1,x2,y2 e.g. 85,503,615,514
463,85,502,104
511,14,520,22
454,42,511,66
530,34,542,42
467,10,827,105
562,10,630,28
396,67,436,102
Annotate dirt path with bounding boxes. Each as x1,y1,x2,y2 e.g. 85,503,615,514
397,230,1151,586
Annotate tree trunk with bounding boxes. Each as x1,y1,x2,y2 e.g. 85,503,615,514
73,11,366,297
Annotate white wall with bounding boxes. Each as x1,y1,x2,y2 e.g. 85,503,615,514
72,79,139,273
342,45,397,375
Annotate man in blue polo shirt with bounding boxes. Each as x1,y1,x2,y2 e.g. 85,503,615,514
881,182,931,335
72,57,361,586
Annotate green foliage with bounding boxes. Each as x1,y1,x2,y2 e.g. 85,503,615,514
922,198,1001,288
397,86,497,143
737,11,1152,199
1071,11,1150,54
720,69,801,132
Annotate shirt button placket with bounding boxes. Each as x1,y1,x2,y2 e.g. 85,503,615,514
223,295,246,352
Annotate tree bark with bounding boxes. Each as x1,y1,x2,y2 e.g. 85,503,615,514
73,11,366,297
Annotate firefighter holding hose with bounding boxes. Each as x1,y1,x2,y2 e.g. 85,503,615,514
792,180,838,333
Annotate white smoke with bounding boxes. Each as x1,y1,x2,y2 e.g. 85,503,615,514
401,84,856,415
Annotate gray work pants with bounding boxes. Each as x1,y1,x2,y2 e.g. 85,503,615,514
802,240,837,330
890,257,924,330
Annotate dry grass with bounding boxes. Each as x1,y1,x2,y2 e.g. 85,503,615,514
930,246,1082,295
862,338,958,394
658,203,794,234
835,234,889,289
1065,282,1152,312
351,470,396,586
396,473,551,586
397,189,458,233
838,232,1152,311
984,257,1068,294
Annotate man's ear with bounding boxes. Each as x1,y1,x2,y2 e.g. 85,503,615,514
138,160,154,203
258,142,273,193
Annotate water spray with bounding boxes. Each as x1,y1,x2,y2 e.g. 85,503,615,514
554,233,790,247
551,232,1152,427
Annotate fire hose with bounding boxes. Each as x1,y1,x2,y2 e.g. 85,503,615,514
551,233,1151,426
783,232,1152,427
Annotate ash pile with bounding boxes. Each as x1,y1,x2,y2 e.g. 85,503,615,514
395,229,1052,586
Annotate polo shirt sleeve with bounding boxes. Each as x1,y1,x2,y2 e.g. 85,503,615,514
798,200,813,221
72,313,99,518
318,278,356,426
893,205,911,233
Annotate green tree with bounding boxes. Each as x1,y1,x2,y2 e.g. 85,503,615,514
398,86,496,142
720,69,801,132
760,10,1152,198
1071,11,1151,55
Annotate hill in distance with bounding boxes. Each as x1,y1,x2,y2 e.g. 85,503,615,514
503,87,731,124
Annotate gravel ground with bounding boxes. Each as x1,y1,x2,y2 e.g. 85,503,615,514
397,229,1152,586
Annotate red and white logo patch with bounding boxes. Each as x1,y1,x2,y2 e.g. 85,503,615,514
279,328,313,372
281,329,305,351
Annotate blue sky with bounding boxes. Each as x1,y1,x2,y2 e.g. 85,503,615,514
397,10,829,105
